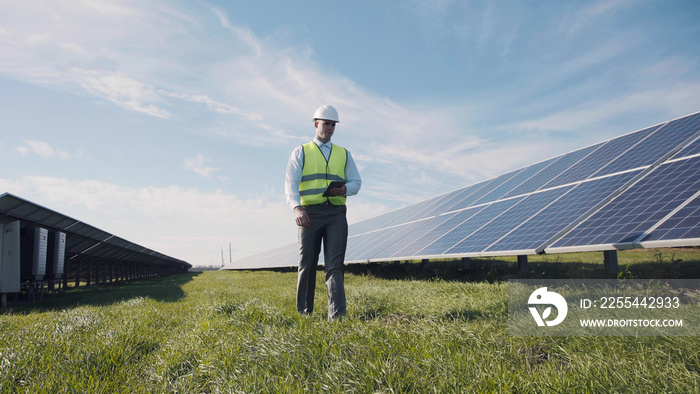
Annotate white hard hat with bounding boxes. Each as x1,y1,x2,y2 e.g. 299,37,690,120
312,104,339,122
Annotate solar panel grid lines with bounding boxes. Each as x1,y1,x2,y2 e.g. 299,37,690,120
447,186,572,255
586,124,665,179
232,242,298,269
348,191,445,235
672,136,700,159
594,112,700,177
417,197,525,257
369,212,456,261
642,191,700,242
432,156,558,218
389,192,458,227
394,207,489,258
400,192,454,223
421,191,469,220
467,167,528,206
633,188,700,243
616,158,700,241
502,144,601,199
542,118,700,254
348,221,428,263
345,230,392,262
440,175,509,213
540,125,657,190
356,208,407,233
471,162,549,206
487,171,641,254
346,211,453,262
346,200,417,236
548,155,700,251
419,184,482,218
537,142,609,190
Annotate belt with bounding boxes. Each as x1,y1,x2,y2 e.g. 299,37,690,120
304,201,332,206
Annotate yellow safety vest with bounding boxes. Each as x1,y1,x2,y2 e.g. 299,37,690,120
300,141,347,206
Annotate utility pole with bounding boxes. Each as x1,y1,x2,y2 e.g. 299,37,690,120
221,247,224,267
229,242,232,264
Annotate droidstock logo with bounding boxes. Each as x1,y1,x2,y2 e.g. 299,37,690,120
528,287,568,327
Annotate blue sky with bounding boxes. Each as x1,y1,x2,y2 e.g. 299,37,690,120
1,0,699,267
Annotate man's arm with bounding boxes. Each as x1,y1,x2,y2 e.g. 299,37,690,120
343,150,362,196
285,146,311,227
285,146,303,209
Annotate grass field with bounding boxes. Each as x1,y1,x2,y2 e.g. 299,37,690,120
1,248,699,392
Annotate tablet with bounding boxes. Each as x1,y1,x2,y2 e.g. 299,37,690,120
322,181,346,197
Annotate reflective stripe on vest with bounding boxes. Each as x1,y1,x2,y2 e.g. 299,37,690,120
300,141,347,206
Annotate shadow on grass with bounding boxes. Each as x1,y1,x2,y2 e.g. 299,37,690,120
3,272,200,314
344,257,700,282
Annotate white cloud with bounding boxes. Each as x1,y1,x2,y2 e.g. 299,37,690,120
75,68,171,118
515,80,700,136
166,91,260,119
211,6,262,58
182,154,223,178
17,140,71,160
583,0,633,17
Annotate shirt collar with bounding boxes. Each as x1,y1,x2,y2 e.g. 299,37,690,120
313,138,332,149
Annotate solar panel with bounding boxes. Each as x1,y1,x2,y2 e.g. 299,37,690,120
548,155,700,250
418,184,483,218
472,159,555,206
402,191,457,222
416,198,525,257
672,136,700,159
347,221,427,262
448,188,570,255
594,112,700,177
0,193,190,269
448,173,524,212
486,171,639,253
391,208,487,258
345,229,392,262
231,111,700,269
231,242,298,269
502,144,600,199
540,126,657,189
369,213,458,261
642,192,700,242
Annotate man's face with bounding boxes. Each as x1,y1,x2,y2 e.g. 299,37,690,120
315,119,336,143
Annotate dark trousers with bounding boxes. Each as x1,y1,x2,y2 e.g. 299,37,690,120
296,204,348,319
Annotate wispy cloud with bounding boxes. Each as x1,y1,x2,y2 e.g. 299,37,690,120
17,140,71,160
182,154,223,178
76,69,171,118
211,7,262,57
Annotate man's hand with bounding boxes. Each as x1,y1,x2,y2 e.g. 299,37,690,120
327,185,347,196
294,206,310,228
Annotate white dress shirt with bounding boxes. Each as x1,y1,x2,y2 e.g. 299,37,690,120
285,138,362,209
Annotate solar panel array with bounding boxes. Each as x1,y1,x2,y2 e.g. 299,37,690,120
232,111,700,269
0,193,191,270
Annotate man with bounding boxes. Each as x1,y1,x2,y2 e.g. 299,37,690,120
285,104,362,320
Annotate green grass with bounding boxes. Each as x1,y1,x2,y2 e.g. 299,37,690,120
1,248,699,392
